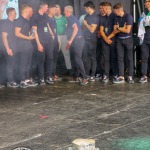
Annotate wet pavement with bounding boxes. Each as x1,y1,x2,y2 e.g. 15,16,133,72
0,78,150,150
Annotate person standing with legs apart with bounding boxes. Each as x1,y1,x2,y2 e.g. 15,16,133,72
64,6,88,85
15,4,36,88
139,0,150,83
82,1,99,82
31,1,54,85
100,2,118,83
55,5,72,75
2,8,19,88
112,3,134,84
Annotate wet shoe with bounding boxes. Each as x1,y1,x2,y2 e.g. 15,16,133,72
127,76,134,84
139,76,148,83
113,77,125,84
80,79,88,85
39,79,46,85
95,74,102,80
0,84,5,88
7,82,19,88
90,76,95,82
102,75,109,83
25,79,38,87
46,77,54,85
20,81,29,88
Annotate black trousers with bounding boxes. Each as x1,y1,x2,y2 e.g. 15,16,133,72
37,38,54,79
82,38,97,77
141,40,150,76
52,36,59,75
16,40,33,82
96,38,104,75
116,37,134,76
102,39,118,77
70,37,86,79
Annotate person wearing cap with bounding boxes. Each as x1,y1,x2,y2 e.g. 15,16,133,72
112,3,134,84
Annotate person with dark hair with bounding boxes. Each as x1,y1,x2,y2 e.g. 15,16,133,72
95,2,106,80
47,6,61,81
31,2,54,85
15,4,36,88
100,2,118,83
112,3,134,84
64,5,88,85
82,1,99,82
1,7,19,88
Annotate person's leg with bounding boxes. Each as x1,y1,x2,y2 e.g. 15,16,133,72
52,37,59,76
59,35,72,70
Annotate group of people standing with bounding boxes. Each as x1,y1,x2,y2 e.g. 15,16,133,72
0,0,150,88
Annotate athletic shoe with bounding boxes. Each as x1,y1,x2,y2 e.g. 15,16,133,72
25,79,38,87
69,77,80,83
127,76,134,84
80,79,88,85
90,76,96,82
95,74,102,80
46,77,54,85
113,77,125,84
39,79,46,85
20,81,29,88
139,76,148,83
113,76,118,83
102,75,109,83
7,82,19,88
0,84,5,88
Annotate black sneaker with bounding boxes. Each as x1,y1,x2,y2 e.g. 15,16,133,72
80,79,88,85
20,81,29,88
95,74,102,80
139,76,148,83
39,79,46,85
25,79,38,87
0,84,5,88
7,82,19,88
113,77,125,84
127,76,134,84
102,75,109,83
46,77,54,85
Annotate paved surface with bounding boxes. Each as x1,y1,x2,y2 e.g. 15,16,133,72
0,78,150,150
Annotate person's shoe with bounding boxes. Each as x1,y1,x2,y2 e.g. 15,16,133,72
20,81,29,88
90,76,96,82
113,76,118,83
7,82,19,88
39,79,46,85
95,74,102,80
69,77,80,83
102,75,109,83
139,76,148,83
46,77,54,85
25,79,38,87
113,77,125,84
80,79,88,85
127,76,134,84
0,84,5,88
53,75,62,81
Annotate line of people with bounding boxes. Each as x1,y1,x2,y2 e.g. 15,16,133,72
0,1,149,89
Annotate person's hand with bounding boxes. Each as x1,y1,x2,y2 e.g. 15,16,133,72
104,37,112,45
7,48,13,56
66,40,72,50
28,35,35,40
38,43,44,52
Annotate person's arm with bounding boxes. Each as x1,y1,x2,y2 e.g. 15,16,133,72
15,27,35,40
100,26,112,45
32,26,43,52
83,20,97,33
66,23,78,49
47,23,54,40
2,32,13,56
117,23,132,34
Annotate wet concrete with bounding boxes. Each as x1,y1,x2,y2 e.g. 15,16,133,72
0,79,150,150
